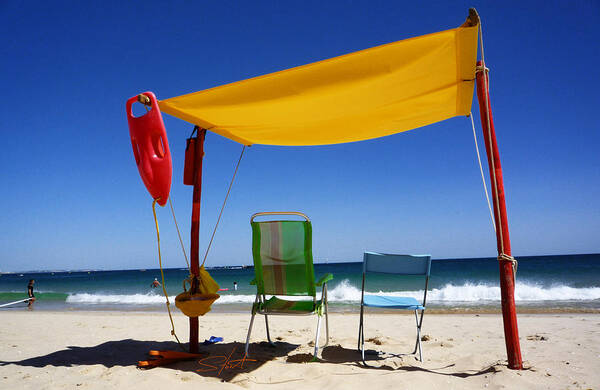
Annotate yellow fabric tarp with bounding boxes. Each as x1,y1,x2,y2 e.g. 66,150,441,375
159,20,478,146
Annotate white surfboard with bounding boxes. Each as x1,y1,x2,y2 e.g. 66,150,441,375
0,298,32,308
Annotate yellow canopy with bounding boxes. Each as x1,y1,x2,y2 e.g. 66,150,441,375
159,17,479,146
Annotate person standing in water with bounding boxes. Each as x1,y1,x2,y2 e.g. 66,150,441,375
233,281,238,291
150,278,161,288
27,279,35,308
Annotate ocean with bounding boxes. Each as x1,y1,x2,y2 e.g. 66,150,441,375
1,254,599,313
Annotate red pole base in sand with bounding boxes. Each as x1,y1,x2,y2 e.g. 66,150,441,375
189,317,199,353
475,60,523,370
189,128,207,353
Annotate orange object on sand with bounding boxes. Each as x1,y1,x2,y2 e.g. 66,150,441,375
138,350,206,368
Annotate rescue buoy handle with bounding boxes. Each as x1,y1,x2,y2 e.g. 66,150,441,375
137,93,151,106
126,92,157,119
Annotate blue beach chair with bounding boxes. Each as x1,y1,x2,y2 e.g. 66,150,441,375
358,251,432,363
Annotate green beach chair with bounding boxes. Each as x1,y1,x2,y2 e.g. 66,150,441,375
358,251,431,363
244,212,333,358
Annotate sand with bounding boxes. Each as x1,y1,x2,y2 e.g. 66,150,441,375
1,311,598,389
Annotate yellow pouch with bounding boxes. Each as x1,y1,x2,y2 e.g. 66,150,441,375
175,266,220,317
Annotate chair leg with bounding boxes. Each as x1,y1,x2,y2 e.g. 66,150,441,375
413,309,424,362
265,314,275,345
323,299,330,349
245,312,256,356
412,310,419,354
357,320,361,351
359,305,367,365
313,314,322,358
357,300,364,351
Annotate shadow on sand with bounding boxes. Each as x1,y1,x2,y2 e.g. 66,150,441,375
1,340,509,381
313,345,506,378
0,339,299,382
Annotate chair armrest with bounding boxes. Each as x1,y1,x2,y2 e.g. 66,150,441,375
315,273,333,286
250,278,257,285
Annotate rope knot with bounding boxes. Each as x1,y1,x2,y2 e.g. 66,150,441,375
475,64,490,74
498,253,518,276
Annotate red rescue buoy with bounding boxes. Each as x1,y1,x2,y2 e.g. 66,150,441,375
126,92,172,206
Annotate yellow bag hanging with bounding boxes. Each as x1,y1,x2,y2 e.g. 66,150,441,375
175,266,220,317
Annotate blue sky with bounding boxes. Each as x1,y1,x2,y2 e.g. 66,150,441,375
1,1,598,272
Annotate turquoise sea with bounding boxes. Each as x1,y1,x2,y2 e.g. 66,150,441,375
1,254,599,312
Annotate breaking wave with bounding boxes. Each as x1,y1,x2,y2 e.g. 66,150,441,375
66,293,170,305
325,279,600,303
64,279,600,306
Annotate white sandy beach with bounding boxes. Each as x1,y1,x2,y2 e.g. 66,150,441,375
1,311,598,389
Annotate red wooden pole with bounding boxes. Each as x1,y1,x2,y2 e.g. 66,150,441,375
189,128,206,353
475,60,523,369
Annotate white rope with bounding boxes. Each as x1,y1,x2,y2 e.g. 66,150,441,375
201,145,246,267
478,20,505,255
477,19,518,277
168,197,191,275
470,113,495,232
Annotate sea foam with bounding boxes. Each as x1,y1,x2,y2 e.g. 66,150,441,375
326,279,600,303
64,279,600,306
66,293,169,305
